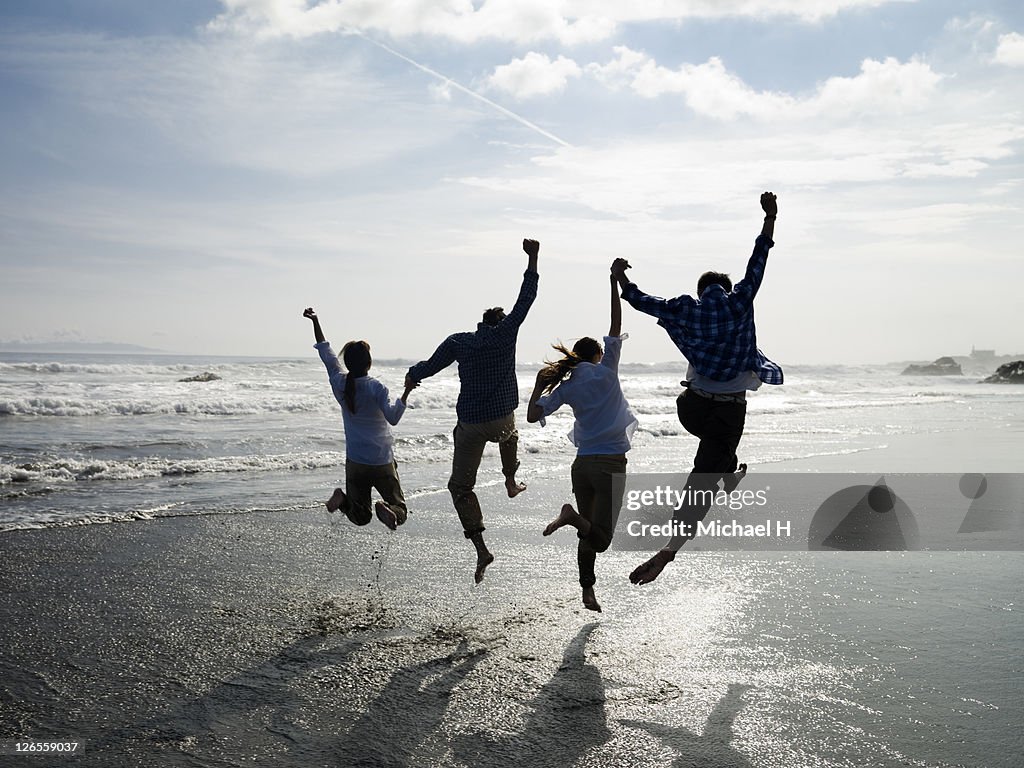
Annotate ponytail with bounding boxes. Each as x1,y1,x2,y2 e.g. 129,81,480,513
537,337,602,394
340,341,371,413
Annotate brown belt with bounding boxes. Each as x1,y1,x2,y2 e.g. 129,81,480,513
682,383,746,404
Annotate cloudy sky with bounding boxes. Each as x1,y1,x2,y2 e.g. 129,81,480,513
1,0,1022,364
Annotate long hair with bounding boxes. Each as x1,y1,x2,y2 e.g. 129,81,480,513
341,340,371,413
536,337,602,394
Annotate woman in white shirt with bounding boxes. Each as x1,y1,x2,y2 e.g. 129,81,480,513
304,308,416,531
526,274,637,612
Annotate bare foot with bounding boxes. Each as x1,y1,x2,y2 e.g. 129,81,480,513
629,549,676,585
326,488,346,513
543,503,580,536
375,501,398,531
506,478,527,498
474,552,495,584
722,463,748,493
582,586,602,612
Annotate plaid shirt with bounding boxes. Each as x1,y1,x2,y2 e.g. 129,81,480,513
621,235,783,385
408,269,539,424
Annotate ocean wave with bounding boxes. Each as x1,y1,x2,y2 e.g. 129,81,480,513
0,359,318,375
0,486,56,501
0,501,320,533
394,432,452,448
0,487,467,532
0,451,346,486
0,361,197,375
0,396,326,417
403,391,460,411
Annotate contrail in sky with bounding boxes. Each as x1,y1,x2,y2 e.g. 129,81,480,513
350,30,571,148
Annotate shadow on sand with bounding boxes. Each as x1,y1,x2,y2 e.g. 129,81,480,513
453,622,610,768
334,638,487,767
621,682,754,768
100,629,486,767
99,633,362,764
97,617,750,768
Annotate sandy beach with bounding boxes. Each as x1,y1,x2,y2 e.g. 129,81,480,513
2,446,1022,768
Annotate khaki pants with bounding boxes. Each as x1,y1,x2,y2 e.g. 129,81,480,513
448,414,520,537
571,454,627,588
340,460,408,526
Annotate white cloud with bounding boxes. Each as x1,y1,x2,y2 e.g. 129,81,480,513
812,56,942,114
210,0,615,45
455,110,1024,221
587,48,942,120
210,0,916,44
486,52,582,99
585,45,647,89
994,31,1024,66
565,0,917,24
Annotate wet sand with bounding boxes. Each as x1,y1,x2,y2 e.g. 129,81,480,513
2,432,1022,767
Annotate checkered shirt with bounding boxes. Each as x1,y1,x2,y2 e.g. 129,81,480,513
408,269,539,423
621,235,783,385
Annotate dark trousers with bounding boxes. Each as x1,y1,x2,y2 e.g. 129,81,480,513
571,454,627,588
671,389,746,536
573,456,626,589
341,460,408,526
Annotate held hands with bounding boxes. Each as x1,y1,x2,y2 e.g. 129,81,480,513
760,191,778,218
610,257,631,280
401,380,419,403
522,239,540,259
401,375,421,404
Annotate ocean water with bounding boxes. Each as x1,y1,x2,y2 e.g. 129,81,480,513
1,352,1021,531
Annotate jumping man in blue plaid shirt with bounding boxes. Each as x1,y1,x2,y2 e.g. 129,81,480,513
406,238,539,584
611,192,782,585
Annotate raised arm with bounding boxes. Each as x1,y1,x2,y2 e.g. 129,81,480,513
609,273,622,338
760,190,777,240
732,191,778,305
500,239,540,332
612,257,694,323
305,307,345,386
303,307,325,344
523,238,539,273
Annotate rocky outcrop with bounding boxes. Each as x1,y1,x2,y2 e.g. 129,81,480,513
981,360,1024,384
179,372,222,383
901,356,962,376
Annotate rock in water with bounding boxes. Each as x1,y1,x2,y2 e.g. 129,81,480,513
179,372,221,383
901,356,962,376
982,360,1024,384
